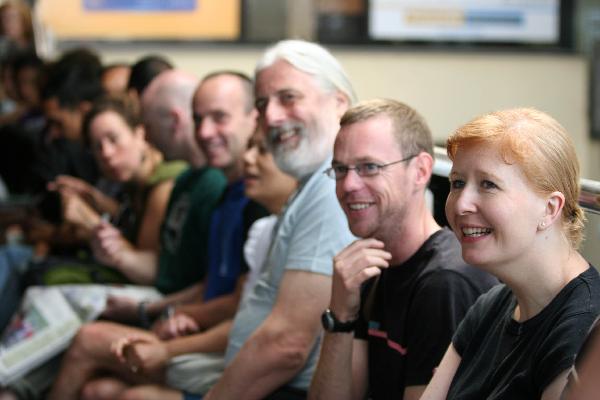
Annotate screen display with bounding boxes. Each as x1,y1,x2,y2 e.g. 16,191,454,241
369,0,560,44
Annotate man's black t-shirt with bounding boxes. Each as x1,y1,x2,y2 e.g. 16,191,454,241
354,228,498,399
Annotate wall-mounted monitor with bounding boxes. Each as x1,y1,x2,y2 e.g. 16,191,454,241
369,0,562,45
36,0,240,41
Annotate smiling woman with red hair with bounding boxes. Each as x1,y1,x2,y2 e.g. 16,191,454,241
421,108,600,400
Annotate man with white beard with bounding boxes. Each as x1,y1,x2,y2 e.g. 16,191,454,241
197,39,357,400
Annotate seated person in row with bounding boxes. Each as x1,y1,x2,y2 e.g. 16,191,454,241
309,99,497,400
49,39,357,400
196,39,356,400
421,108,600,400
47,70,266,400
89,69,226,313
50,95,185,284
76,127,298,400
0,69,226,400
126,54,173,113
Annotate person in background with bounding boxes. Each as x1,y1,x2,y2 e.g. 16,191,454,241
13,51,43,116
0,0,34,57
421,108,600,400
45,95,183,283
0,50,19,116
0,93,186,400
101,63,131,96
0,50,45,194
63,128,298,400
0,49,105,293
126,54,172,111
97,69,226,323
73,95,184,282
28,47,103,192
309,99,497,400
0,0,34,120
47,70,267,400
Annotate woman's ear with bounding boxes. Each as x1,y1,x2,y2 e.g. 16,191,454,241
539,191,565,230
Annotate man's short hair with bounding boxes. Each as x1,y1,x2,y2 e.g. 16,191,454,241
127,54,173,96
340,98,434,158
42,48,103,109
255,40,357,105
200,70,255,113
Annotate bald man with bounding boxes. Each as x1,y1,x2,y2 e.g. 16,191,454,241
96,69,229,321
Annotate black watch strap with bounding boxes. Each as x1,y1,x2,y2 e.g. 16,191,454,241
321,308,358,333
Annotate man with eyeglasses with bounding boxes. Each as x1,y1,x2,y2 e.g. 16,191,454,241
309,99,497,400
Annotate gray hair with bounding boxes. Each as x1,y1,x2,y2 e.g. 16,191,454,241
255,40,357,105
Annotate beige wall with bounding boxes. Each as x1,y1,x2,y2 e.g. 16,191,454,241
98,45,599,180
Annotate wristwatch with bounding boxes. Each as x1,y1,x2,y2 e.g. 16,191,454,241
321,308,358,333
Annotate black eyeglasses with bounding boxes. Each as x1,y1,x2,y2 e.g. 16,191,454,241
324,154,417,180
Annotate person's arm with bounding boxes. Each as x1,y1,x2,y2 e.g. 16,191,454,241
91,221,158,284
309,239,391,400
89,178,176,284
564,318,600,400
542,370,570,400
149,276,245,339
171,275,245,329
49,175,119,216
404,385,427,400
164,319,232,357
145,282,205,315
136,179,174,251
309,338,368,400
204,270,331,400
102,282,204,323
420,344,461,400
114,249,158,284
60,191,102,234
118,320,233,374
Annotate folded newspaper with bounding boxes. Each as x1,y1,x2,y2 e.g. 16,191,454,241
0,284,161,385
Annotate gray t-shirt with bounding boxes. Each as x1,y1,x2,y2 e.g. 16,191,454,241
225,159,355,390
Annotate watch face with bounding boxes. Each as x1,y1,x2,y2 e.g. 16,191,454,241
321,310,335,331
321,309,357,333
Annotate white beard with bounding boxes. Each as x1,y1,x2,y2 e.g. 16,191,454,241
268,122,331,179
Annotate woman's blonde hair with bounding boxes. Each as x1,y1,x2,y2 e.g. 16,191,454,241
447,108,585,249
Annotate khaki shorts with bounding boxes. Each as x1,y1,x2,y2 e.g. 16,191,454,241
165,352,225,395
